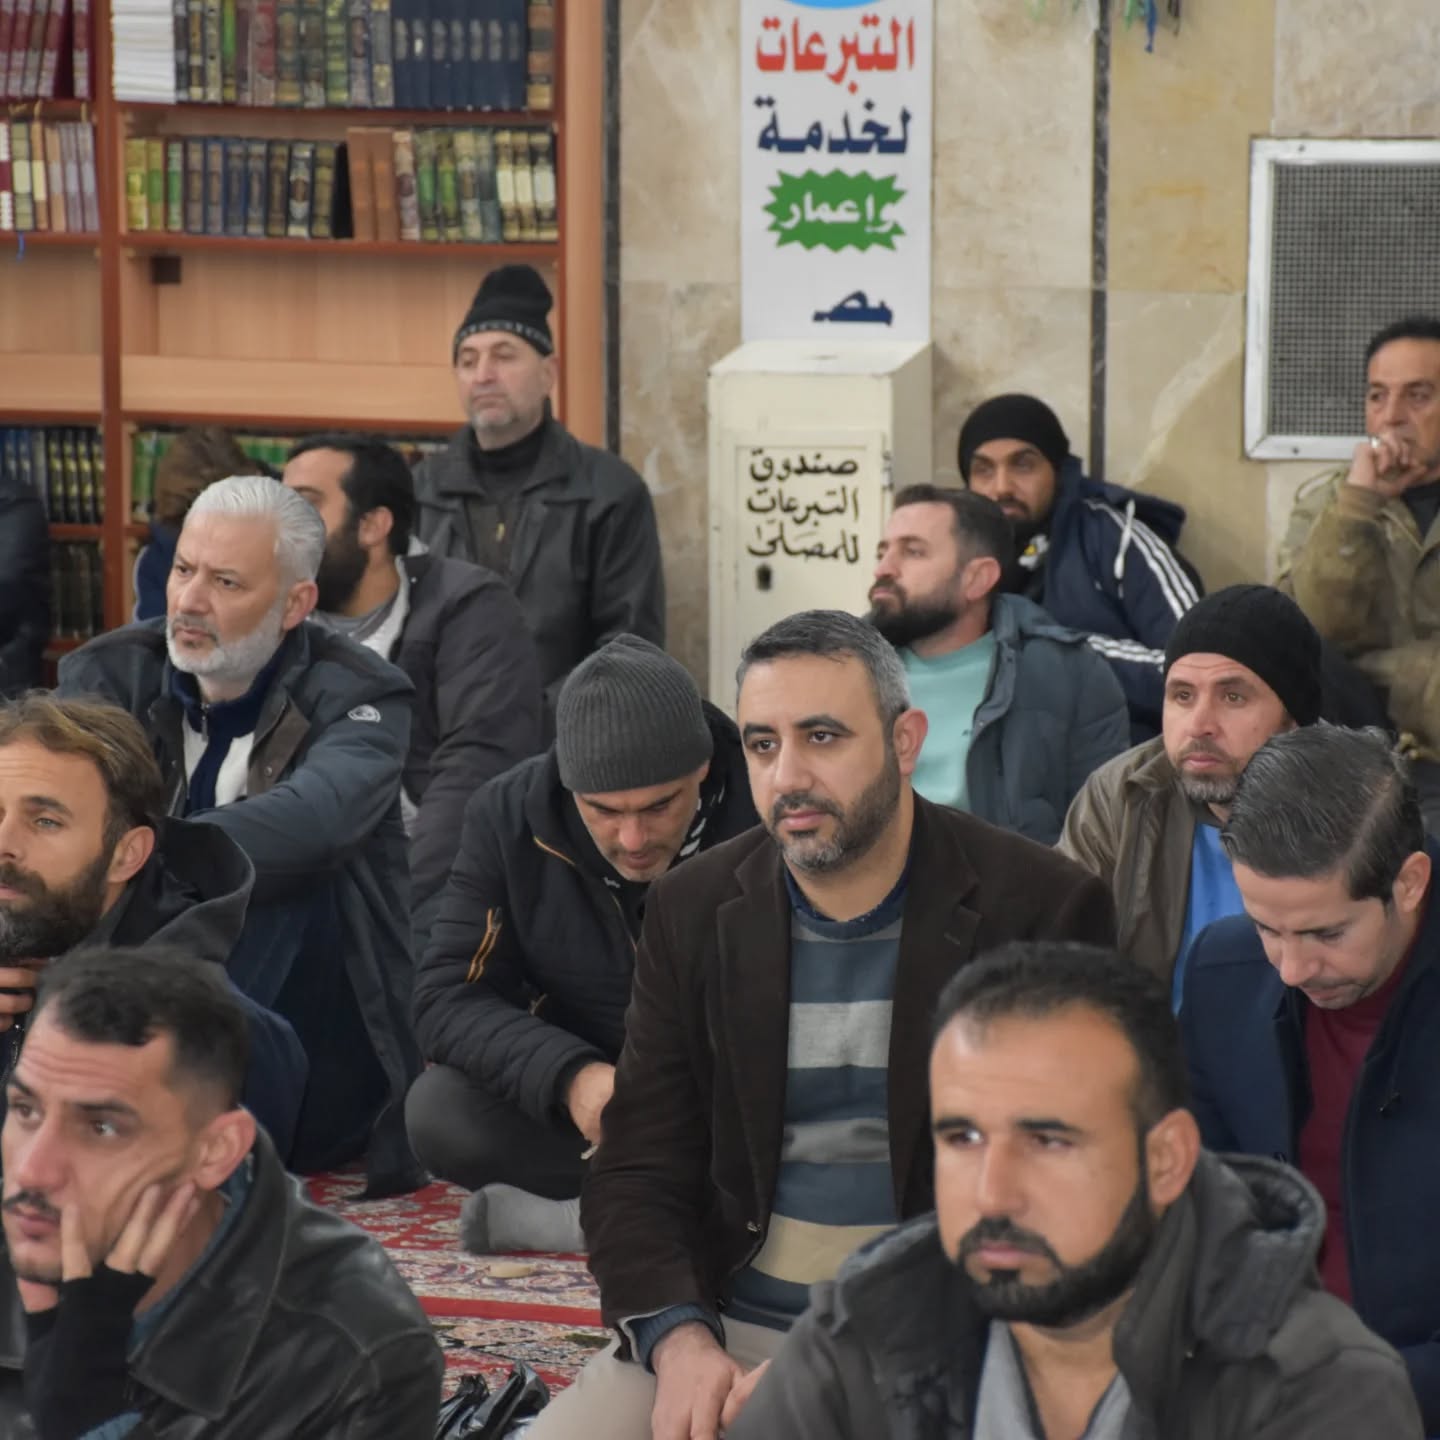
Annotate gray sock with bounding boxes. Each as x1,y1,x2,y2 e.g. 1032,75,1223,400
459,1184,585,1254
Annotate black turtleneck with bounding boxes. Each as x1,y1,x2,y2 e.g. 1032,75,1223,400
462,419,548,575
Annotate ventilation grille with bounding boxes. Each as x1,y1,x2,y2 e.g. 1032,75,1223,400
1245,141,1440,460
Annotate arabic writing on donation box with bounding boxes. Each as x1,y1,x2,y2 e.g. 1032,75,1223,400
744,446,867,565
741,1,933,343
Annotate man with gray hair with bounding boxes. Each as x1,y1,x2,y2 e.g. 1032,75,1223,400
1180,725,1440,1429
527,610,1115,1440
58,474,424,1195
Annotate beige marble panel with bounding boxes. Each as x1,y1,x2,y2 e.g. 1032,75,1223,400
1108,0,1275,294
619,0,741,290
932,1,1094,293
1105,291,1266,591
931,285,1092,485
1275,1,1440,136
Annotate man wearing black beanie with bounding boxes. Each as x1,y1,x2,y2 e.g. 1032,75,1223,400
412,264,665,721
1060,584,1325,1001
958,393,1202,743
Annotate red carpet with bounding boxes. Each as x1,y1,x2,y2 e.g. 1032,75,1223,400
308,1172,609,1394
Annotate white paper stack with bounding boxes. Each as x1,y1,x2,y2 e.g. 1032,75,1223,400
111,0,177,103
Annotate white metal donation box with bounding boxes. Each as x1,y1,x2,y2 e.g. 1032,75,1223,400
707,339,932,704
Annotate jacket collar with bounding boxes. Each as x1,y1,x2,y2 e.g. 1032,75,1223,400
435,417,580,501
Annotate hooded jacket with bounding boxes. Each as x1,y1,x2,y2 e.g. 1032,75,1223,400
1026,460,1201,742
728,1153,1422,1440
0,471,48,697
413,704,758,1127
958,594,1130,844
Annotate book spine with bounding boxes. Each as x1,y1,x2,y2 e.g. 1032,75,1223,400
345,0,368,104
493,126,517,242
409,0,426,109
474,126,501,242
0,121,12,231
220,0,236,100
265,137,288,234
6,0,32,100
203,0,221,101
235,0,252,103
27,118,45,228
183,136,205,232
18,0,45,99
413,126,438,241
52,431,76,521
452,126,480,241
70,0,89,97
145,136,165,235
285,138,313,237
343,126,375,240
244,137,266,235
62,430,83,524
392,126,418,240
273,0,300,105
513,124,536,241
187,0,204,99
204,135,225,233
299,0,325,106
371,125,397,241
165,138,184,230
76,118,96,230
0,0,16,103
467,1,488,110
124,135,148,231
446,0,463,109
10,119,31,230
171,0,188,101
251,0,276,104
223,135,246,235
427,0,446,110
311,137,336,237
530,126,555,242
502,0,525,111
367,0,391,106
41,118,60,230
434,125,458,241
321,0,345,105
36,0,66,99
59,123,79,229
388,0,407,108
525,0,553,111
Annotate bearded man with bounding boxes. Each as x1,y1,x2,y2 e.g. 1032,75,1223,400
867,485,1128,845
522,610,1115,1440
58,475,424,1195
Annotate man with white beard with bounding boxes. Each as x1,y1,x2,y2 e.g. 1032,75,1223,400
58,475,425,1195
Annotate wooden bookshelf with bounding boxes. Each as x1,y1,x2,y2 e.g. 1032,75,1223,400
1,0,602,639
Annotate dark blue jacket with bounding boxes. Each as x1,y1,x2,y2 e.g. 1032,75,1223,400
132,522,178,621
1034,460,1201,741
1181,844,1440,1432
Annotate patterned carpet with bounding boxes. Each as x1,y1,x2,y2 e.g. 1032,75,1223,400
308,1172,609,1394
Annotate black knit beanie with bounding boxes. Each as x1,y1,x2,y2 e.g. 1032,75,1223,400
453,264,554,361
957,394,1071,480
1163,585,1323,726
556,636,714,794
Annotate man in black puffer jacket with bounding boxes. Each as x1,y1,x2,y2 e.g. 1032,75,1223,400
409,635,757,1253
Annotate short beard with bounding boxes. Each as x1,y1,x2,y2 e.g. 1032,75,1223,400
1176,771,1238,807
316,518,370,613
167,591,288,691
0,850,113,963
767,743,902,875
954,1163,1156,1329
868,595,962,649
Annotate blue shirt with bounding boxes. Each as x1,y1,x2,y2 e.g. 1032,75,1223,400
902,634,997,811
1173,822,1245,1010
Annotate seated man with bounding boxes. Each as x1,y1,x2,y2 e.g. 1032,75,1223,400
868,484,1129,844
731,941,1422,1439
959,393,1201,741
409,634,757,1252
58,474,421,1192
1277,315,1440,832
1183,725,1440,1430
527,610,1116,1440
0,694,306,1153
1059,584,1323,999
284,432,544,924
0,945,443,1437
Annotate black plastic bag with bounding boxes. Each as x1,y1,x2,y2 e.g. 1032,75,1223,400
434,1362,550,1439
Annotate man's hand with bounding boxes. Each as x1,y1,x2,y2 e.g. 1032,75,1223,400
0,963,42,1033
565,1062,615,1148
650,1322,744,1440
23,1182,198,1440
1348,433,1421,499
719,1359,770,1430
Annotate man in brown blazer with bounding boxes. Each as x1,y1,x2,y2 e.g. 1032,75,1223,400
527,610,1116,1440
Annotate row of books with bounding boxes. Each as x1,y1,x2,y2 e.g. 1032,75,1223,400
112,0,553,111
0,426,105,523
123,122,554,243
0,0,92,100
51,541,105,640
0,118,98,232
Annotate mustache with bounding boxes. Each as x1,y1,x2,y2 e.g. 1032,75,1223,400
2,1190,60,1224
0,863,44,901
1178,740,1233,764
769,792,841,826
957,1216,1062,1268
169,614,220,642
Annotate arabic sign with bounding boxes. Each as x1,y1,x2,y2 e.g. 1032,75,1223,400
742,0,933,341
743,445,869,566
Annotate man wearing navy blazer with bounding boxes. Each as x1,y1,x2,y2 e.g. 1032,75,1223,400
1181,724,1440,1432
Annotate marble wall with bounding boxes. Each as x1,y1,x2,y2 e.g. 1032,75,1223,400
618,0,1440,687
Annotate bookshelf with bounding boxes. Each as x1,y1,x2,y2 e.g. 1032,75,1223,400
0,0,604,655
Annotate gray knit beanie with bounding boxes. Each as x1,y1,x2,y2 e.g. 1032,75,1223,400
556,635,713,793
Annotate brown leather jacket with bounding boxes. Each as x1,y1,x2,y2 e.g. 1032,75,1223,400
0,1133,443,1438
1058,736,1202,981
581,795,1116,1343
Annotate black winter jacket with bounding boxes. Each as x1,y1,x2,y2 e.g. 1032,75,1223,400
0,473,48,695
413,418,665,709
413,705,758,1126
0,1131,443,1438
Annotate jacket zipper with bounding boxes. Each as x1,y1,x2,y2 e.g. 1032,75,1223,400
532,836,638,958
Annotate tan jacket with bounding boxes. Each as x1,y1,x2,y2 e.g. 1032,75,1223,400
1058,736,1201,980
1276,470,1440,757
